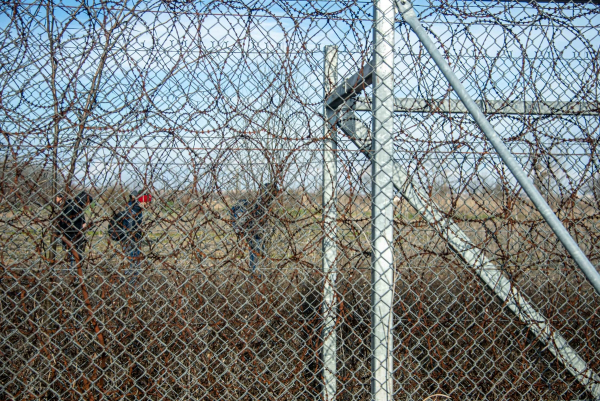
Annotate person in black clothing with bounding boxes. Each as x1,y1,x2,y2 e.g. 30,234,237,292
231,183,279,272
76,191,94,212
122,190,151,282
75,191,94,233
55,192,85,271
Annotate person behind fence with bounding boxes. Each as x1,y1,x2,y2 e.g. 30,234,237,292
230,183,279,272
110,190,152,283
76,191,94,218
55,192,85,273
76,191,94,238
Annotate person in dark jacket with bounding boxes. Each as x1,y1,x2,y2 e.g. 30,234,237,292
231,183,279,272
122,190,151,282
55,192,85,271
75,191,93,233
76,191,94,212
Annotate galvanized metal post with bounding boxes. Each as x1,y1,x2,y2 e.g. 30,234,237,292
335,108,600,399
371,0,396,398
322,44,338,401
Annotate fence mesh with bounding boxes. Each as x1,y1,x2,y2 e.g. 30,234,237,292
1,0,599,400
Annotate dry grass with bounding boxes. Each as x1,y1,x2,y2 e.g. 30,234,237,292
1,192,599,400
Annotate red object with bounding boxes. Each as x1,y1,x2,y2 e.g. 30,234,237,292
138,194,152,203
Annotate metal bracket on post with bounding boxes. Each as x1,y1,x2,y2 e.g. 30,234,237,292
371,0,396,398
322,45,338,401
394,0,600,297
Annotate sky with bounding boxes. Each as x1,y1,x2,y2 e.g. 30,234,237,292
0,0,598,196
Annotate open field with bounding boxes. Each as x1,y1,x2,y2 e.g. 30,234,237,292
2,190,599,400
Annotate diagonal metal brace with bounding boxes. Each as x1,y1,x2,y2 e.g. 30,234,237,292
331,106,600,399
395,0,600,298
324,61,374,110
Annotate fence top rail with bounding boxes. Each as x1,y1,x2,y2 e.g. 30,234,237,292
352,97,600,115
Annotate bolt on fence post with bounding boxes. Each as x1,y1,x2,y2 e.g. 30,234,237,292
371,0,396,398
322,44,338,401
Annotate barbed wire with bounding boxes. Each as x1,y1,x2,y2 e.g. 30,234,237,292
1,0,599,399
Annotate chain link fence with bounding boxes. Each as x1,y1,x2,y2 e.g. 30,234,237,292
1,0,599,400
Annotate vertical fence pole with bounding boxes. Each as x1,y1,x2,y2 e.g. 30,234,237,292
371,0,396,398
322,45,338,401
335,109,600,398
